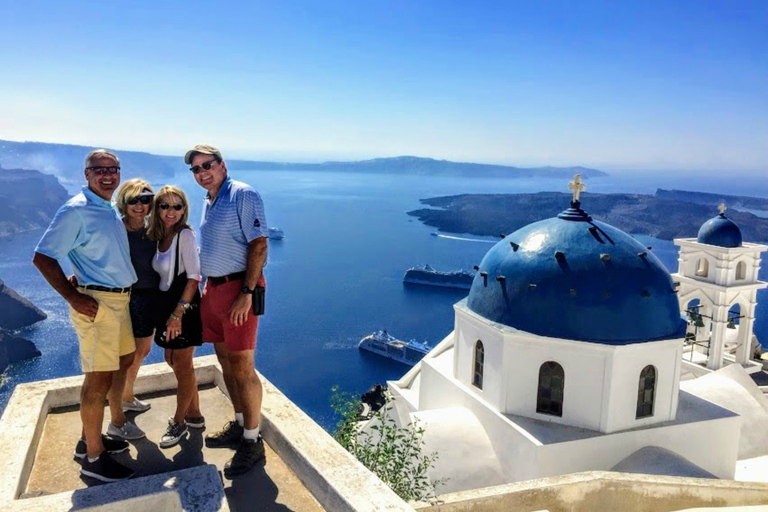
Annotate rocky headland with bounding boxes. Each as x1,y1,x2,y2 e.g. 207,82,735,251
0,279,44,373
408,190,768,241
0,165,71,239
0,139,180,185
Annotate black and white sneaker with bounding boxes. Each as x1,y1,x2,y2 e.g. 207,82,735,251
185,415,206,429
223,436,266,479
205,420,243,448
80,452,134,482
159,418,188,448
74,435,129,460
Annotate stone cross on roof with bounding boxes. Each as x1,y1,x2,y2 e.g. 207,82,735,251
718,202,727,215
568,174,585,202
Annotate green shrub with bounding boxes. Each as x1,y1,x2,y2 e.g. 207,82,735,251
330,386,446,502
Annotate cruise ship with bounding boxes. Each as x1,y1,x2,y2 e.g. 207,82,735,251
358,330,430,366
403,264,475,290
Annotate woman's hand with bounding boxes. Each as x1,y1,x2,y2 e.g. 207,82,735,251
166,315,182,340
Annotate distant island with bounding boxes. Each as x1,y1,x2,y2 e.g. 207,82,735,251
408,190,768,242
0,166,70,238
0,139,607,182
227,155,608,179
656,189,768,211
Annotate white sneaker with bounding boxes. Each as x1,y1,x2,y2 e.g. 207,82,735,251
107,421,146,440
122,398,151,413
159,419,188,448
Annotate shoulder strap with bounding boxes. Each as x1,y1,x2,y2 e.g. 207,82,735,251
173,232,181,277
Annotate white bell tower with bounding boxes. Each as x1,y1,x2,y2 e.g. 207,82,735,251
672,204,767,370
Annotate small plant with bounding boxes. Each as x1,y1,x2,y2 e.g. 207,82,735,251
330,386,446,502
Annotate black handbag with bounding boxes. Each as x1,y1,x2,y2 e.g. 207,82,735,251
154,232,202,349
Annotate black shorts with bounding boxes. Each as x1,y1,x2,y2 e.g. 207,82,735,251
129,289,161,338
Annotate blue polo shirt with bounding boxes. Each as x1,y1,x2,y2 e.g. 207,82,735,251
199,177,267,278
35,186,137,288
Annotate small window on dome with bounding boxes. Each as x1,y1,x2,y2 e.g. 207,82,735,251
636,365,656,419
695,258,709,277
472,341,484,389
537,361,564,417
736,261,746,280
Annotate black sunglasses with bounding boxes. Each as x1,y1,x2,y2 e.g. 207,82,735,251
159,203,185,211
127,195,153,205
86,166,121,176
189,159,218,174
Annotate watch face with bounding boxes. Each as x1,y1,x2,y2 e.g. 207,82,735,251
241,286,253,294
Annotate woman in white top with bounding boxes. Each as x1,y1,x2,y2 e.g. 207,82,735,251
147,185,204,448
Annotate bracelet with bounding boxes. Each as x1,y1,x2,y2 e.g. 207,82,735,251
178,300,191,311
170,313,182,321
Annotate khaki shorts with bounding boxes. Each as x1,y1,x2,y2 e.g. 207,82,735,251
70,288,135,373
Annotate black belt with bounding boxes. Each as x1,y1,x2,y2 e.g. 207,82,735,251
80,285,132,294
208,271,247,285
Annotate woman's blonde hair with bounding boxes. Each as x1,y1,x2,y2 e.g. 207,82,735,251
115,179,154,217
147,185,192,241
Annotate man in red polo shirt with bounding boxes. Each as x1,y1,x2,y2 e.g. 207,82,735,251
186,144,268,478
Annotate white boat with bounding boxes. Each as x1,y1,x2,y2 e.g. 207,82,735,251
358,330,430,366
268,227,284,240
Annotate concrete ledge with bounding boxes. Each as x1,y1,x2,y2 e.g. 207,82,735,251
6,464,226,512
260,376,413,512
414,471,768,512
0,355,413,511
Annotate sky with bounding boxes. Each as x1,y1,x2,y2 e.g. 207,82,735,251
0,0,766,171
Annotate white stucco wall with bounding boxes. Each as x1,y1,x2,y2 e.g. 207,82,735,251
602,339,682,433
453,308,505,409
415,357,543,483
502,333,608,431
453,304,684,434
535,406,740,480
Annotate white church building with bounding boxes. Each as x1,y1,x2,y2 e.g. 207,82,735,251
374,181,768,494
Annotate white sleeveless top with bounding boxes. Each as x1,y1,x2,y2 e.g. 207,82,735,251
151,229,202,292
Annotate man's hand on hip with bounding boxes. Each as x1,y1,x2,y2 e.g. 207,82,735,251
69,292,99,318
229,292,252,326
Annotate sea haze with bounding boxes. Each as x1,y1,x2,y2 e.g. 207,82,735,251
1,169,766,431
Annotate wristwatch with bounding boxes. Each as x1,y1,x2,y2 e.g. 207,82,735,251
178,300,191,311
241,285,255,295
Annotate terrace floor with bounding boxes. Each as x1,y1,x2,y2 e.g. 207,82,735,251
23,384,324,512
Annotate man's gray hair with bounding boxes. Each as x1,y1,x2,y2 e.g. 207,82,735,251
84,149,120,168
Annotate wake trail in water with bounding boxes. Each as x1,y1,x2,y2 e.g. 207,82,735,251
433,234,495,244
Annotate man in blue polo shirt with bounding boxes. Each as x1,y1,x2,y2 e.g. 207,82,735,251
185,144,268,478
33,149,142,482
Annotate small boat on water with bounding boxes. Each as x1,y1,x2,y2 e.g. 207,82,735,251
403,264,475,290
358,330,430,366
268,227,284,240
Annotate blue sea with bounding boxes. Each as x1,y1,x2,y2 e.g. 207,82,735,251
1,168,767,430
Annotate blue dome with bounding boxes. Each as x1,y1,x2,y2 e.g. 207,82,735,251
466,203,686,345
697,213,742,248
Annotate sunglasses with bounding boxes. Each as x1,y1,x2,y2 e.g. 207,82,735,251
189,159,218,174
127,195,153,205
86,166,121,176
159,203,185,211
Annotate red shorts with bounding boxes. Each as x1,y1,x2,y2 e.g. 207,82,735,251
201,275,265,352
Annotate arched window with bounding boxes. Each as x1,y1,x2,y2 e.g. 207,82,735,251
537,361,564,417
472,341,484,389
728,303,741,329
695,258,709,277
736,261,746,280
636,365,656,419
